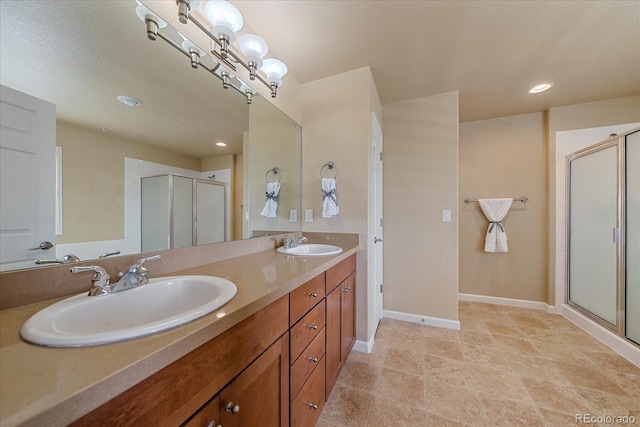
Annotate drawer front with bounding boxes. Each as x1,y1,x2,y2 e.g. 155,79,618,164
289,273,325,326
326,254,356,294
290,355,325,427
290,301,325,363
290,328,325,401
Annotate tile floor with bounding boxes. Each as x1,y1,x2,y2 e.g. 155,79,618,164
317,301,640,426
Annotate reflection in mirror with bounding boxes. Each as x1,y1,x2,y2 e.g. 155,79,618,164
0,0,301,271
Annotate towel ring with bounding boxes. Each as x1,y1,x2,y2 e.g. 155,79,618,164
320,161,338,180
265,167,281,184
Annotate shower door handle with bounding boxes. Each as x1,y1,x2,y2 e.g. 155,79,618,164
613,227,620,243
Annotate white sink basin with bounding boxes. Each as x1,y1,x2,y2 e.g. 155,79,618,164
277,244,343,256
20,275,237,347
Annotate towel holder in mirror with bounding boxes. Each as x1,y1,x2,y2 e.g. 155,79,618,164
265,167,281,184
320,161,338,180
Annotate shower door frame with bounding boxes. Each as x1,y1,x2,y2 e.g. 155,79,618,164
566,135,626,335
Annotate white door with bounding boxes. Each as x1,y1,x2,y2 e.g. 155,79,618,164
372,113,384,325
195,180,225,245
0,85,56,271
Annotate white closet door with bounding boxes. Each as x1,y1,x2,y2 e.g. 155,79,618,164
569,144,618,325
626,130,640,344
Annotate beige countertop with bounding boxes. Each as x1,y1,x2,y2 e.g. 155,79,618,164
0,244,359,427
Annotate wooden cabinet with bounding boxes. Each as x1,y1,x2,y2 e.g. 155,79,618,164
325,255,357,399
69,253,357,427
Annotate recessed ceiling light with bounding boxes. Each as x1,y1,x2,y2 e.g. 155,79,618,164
116,95,142,107
216,142,227,147
529,83,553,94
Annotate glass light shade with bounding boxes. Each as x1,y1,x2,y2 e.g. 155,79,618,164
260,58,288,86
237,34,268,67
205,0,243,42
135,5,168,28
181,39,206,57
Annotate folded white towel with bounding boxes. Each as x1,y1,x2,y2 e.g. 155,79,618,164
478,198,513,253
321,178,339,218
260,181,280,217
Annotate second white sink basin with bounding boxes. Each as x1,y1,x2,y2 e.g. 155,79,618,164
277,244,343,256
20,275,237,347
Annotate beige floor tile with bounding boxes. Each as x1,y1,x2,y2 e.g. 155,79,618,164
521,377,595,414
419,325,461,343
529,340,598,365
384,347,427,376
367,396,428,426
427,412,479,426
425,354,475,389
583,350,640,375
507,314,550,330
319,384,374,427
491,333,540,355
553,361,628,396
426,382,485,425
375,367,426,410
468,365,531,403
461,344,509,369
608,370,640,398
501,352,566,382
336,358,381,391
478,395,546,427
536,407,579,426
484,321,524,337
572,387,640,417
423,337,464,360
315,420,335,427
386,330,429,354
458,330,496,348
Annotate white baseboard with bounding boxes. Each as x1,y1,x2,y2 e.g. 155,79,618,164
561,305,640,368
383,309,460,330
353,338,374,354
458,293,557,313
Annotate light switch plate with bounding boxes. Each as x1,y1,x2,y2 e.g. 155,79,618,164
289,210,298,223
305,209,314,223
442,209,452,222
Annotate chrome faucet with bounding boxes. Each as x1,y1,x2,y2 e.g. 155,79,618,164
70,255,161,296
283,235,307,249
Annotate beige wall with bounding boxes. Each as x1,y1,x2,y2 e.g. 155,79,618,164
459,113,547,302
301,67,381,342
546,95,640,304
382,92,459,321
57,120,200,244
201,155,233,172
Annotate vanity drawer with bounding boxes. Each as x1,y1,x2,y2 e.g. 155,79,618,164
290,301,325,363
290,354,325,427
326,254,356,293
290,327,325,400
289,273,325,326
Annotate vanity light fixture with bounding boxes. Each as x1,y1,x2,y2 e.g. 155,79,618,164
529,83,553,94
239,80,256,104
174,0,288,98
181,38,206,69
116,96,142,107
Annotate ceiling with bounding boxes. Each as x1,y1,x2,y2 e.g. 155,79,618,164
234,0,640,122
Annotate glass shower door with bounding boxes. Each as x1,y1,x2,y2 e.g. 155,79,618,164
568,143,619,327
626,130,640,344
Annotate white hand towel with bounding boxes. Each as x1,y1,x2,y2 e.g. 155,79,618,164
478,198,513,253
260,181,280,217
321,178,340,218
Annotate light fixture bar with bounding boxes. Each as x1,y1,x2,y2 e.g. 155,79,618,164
153,29,246,98
176,0,280,97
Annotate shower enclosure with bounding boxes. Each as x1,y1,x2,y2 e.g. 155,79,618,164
567,128,639,346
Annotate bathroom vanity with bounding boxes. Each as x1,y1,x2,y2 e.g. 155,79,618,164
0,240,358,427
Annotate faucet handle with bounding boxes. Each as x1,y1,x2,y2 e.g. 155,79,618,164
135,255,162,268
70,265,111,285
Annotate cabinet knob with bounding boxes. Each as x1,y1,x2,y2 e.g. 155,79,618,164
309,403,318,410
308,292,318,298
206,421,221,427
225,401,240,414
308,324,318,330
342,286,351,293
309,356,319,363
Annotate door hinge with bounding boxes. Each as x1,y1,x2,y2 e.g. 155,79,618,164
380,218,383,227
380,284,383,293
379,152,383,161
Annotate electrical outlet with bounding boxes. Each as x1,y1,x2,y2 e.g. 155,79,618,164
289,209,298,223
442,209,451,222
305,209,314,223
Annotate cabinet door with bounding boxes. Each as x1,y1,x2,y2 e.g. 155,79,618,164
183,396,220,427
325,285,342,399
220,334,289,427
341,273,356,360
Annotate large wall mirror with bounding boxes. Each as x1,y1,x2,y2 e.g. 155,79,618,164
0,0,301,271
